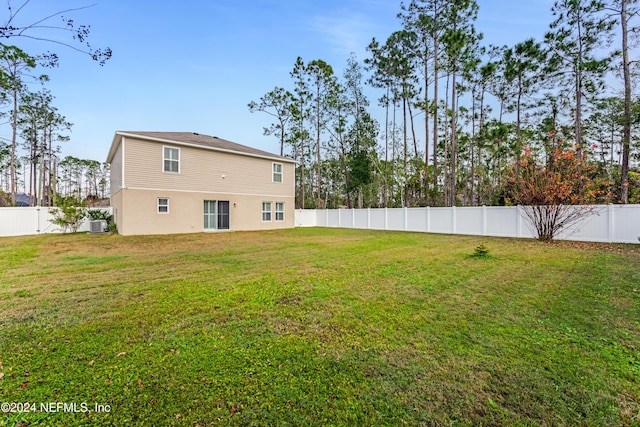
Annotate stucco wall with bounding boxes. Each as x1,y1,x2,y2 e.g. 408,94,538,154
117,189,294,235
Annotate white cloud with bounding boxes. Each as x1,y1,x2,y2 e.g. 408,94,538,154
309,13,374,55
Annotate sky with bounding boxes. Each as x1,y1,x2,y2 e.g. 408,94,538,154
2,0,555,163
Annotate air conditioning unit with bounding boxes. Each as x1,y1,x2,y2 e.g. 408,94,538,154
89,220,108,233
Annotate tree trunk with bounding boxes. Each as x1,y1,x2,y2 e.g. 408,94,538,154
316,95,322,208
449,70,458,207
620,0,631,204
432,41,439,195
424,57,429,170
9,88,18,205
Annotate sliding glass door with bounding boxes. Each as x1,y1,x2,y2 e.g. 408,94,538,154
204,200,229,230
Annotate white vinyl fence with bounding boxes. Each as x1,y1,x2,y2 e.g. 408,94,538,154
0,207,112,237
295,205,640,244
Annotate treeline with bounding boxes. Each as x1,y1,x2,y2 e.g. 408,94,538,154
0,149,109,201
250,0,639,208
0,1,111,207
0,47,110,206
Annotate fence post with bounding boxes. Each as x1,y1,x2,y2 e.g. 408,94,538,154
481,205,487,236
367,207,371,229
404,207,408,231
608,204,614,243
352,208,355,228
516,206,522,238
452,206,457,234
384,207,388,230
426,206,431,233
325,209,329,227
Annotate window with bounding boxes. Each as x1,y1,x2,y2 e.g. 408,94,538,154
163,146,179,173
262,202,272,221
204,200,230,230
275,202,284,222
158,198,169,214
272,162,282,183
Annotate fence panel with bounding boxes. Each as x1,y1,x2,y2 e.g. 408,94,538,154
610,204,640,243
554,205,609,242
407,208,428,232
0,207,112,237
295,205,640,244
429,207,454,234
386,208,405,231
353,209,369,229
339,209,353,228
369,209,386,230
0,208,39,236
456,206,483,236
485,206,520,237
295,209,318,227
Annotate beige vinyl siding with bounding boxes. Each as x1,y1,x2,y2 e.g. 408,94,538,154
109,140,124,195
124,137,293,197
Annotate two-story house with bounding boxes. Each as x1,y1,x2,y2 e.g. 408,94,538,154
106,131,296,235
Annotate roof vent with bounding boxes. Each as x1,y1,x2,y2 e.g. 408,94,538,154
212,136,219,139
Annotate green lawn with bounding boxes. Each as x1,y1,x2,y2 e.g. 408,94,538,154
0,228,639,426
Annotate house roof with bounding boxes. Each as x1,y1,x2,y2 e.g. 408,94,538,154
106,131,296,164
6,192,31,207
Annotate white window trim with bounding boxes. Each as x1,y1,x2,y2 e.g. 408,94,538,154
272,162,283,183
163,146,180,174
158,198,169,214
262,201,272,222
275,202,285,222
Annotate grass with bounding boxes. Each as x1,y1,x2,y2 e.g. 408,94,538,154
0,228,639,426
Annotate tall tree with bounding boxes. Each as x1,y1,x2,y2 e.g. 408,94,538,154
306,59,337,208
0,45,37,205
441,0,481,206
343,55,378,208
401,0,449,190
365,38,395,206
400,1,434,170
502,38,548,170
545,0,615,158
290,57,311,208
604,0,639,203
19,88,71,206
248,87,295,156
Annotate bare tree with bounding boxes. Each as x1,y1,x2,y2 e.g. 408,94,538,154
1,0,112,65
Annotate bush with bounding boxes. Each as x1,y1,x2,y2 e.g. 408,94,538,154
506,148,601,242
87,209,113,224
49,196,88,233
471,243,491,258
107,221,118,234
0,190,11,207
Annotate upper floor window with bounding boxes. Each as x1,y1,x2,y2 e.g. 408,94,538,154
272,162,282,183
164,146,180,173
